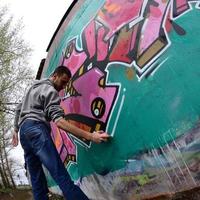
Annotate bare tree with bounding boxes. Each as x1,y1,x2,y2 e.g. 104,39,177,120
0,6,34,114
0,5,34,188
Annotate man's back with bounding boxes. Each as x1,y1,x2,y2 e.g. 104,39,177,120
14,79,64,131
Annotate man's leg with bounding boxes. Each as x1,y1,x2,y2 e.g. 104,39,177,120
20,120,49,200
25,153,49,200
37,123,89,200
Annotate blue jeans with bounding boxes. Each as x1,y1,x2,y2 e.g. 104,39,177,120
20,119,89,200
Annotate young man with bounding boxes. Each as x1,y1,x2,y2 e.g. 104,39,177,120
12,66,110,200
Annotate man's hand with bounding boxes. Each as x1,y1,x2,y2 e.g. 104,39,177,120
12,131,19,147
91,131,110,143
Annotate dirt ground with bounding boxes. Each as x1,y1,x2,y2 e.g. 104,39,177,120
0,189,32,200
140,186,200,200
0,189,63,200
1,186,200,200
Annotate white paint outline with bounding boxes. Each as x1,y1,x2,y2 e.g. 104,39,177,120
111,94,125,137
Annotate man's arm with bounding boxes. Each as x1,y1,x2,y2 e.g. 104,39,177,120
12,102,22,147
42,85,110,143
56,118,110,143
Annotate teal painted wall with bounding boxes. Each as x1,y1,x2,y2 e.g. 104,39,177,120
43,1,200,199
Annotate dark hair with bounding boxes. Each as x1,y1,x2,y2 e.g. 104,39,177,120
52,65,71,78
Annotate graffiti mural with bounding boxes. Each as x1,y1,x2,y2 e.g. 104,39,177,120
40,0,200,199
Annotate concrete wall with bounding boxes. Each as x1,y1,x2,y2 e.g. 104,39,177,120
42,1,200,199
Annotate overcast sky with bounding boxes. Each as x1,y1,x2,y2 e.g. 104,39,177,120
0,0,73,184
1,0,73,74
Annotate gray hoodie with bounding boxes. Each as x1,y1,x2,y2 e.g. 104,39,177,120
14,78,65,131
